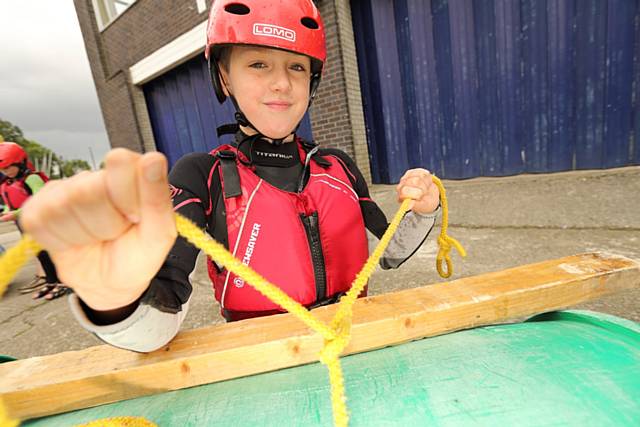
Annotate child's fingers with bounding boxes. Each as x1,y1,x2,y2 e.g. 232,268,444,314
24,170,129,249
396,169,432,191
396,168,440,214
20,180,92,252
136,153,177,243
396,187,417,211
23,225,71,253
398,185,424,203
398,177,434,199
398,168,428,182
400,176,427,190
65,170,130,241
105,148,142,223
20,198,72,252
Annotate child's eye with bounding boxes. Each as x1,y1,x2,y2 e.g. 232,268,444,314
290,64,307,72
249,62,267,69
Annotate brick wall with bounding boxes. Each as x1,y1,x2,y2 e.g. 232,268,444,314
310,0,371,181
74,0,372,181
74,0,208,152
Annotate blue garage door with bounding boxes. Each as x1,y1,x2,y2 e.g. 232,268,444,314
144,54,313,166
352,0,640,183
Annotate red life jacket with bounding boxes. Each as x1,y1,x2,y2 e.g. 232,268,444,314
207,142,369,316
0,171,48,210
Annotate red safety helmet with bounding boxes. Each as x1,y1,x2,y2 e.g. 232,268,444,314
205,0,326,104
0,142,28,169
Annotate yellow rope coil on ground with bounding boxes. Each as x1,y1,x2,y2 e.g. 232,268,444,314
0,176,464,427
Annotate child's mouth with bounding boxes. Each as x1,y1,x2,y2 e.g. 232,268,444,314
265,101,291,111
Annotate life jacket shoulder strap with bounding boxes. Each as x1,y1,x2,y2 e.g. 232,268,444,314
215,149,242,199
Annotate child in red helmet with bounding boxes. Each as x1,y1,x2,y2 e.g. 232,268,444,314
20,0,439,351
0,142,70,300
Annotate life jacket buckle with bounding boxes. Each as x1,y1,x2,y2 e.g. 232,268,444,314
216,150,237,160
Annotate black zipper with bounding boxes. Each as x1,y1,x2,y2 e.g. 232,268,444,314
300,212,327,301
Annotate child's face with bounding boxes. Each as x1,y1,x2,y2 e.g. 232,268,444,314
0,166,19,178
220,45,312,140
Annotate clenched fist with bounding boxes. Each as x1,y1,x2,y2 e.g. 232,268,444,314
20,149,177,311
396,168,440,214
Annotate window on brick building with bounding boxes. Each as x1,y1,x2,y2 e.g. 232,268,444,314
93,0,137,29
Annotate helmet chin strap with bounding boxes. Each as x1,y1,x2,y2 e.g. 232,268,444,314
15,161,29,179
227,95,291,147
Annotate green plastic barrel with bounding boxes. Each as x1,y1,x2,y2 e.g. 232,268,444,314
24,310,640,426
0,355,16,364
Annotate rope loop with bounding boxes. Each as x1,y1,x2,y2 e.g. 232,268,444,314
436,234,466,278
0,176,465,427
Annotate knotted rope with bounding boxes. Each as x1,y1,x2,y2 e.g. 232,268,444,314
434,178,467,277
0,176,464,427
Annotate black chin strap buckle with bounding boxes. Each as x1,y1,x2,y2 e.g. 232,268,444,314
234,111,250,128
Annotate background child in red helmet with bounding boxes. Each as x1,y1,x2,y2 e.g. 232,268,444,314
0,142,70,300
20,0,439,351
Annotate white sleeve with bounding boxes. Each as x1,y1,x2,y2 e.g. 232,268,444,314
68,293,190,353
379,207,439,269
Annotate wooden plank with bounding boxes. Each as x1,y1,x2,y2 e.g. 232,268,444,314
1,252,639,420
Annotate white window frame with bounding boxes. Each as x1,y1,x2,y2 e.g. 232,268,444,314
196,0,207,14
92,0,138,31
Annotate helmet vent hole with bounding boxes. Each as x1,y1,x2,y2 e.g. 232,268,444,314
301,17,319,30
224,3,250,15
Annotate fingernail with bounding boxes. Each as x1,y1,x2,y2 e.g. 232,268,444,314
145,160,165,182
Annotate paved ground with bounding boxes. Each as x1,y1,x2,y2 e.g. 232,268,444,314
1,166,639,359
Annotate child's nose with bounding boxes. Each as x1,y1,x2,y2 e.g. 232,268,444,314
270,66,292,92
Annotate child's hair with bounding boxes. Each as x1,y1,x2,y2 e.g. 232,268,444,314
215,45,232,72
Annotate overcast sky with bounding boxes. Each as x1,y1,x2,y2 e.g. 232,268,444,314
0,1,110,167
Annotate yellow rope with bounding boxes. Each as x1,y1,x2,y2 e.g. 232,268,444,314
433,177,467,278
0,176,464,427
0,235,41,298
0,399,19,427
75,417,158,427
